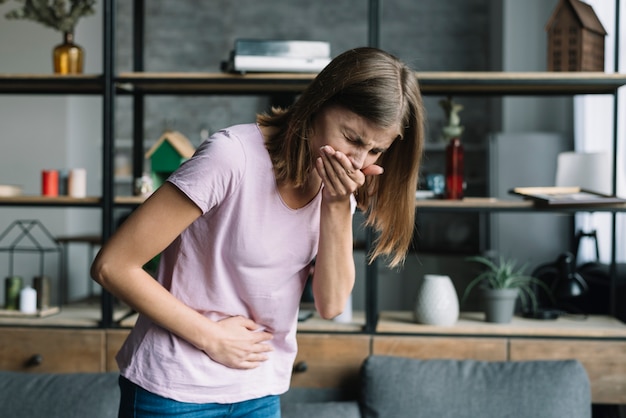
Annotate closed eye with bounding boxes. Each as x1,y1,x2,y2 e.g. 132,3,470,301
345,134,384,153
344,133,360,144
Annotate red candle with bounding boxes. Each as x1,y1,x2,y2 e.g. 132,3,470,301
42,170,59,197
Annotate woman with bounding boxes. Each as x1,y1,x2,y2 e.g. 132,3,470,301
91,47,424,417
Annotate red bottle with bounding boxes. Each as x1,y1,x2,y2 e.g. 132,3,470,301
445,137,464,199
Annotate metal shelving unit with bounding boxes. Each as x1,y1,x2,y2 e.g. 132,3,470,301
1,0,624,332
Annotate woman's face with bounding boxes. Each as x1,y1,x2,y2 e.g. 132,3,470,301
310,105,401,171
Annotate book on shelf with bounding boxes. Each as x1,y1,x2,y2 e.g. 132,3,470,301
222,39,331,73
510,186,626,206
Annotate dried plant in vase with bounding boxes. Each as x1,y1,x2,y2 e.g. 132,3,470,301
0,0,96,74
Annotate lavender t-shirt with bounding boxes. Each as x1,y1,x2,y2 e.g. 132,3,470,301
116,123,322,403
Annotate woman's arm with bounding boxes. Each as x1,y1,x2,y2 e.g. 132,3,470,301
312,190,355,320
311,146,367,318
90,182,273,369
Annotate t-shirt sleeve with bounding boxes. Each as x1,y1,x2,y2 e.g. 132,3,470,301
166,130,246,214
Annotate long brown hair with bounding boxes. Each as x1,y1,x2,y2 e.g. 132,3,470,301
258,47,425,267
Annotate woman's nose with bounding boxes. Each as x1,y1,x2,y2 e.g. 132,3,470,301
348,150,366,170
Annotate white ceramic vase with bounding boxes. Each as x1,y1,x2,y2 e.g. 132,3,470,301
413,274,459,326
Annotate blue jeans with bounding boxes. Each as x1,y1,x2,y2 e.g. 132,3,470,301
118,376,281,418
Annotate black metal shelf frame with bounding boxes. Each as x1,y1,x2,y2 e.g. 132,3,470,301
0,0,622,331
111,0,624,331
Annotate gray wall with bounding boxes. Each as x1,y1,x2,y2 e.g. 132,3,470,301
0,0,571,311
501,0,573,132
0,1,103,304
488,0,574,279
113,0,494,149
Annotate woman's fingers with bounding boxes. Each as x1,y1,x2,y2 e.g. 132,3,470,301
317,146,361,194
361,164,384,176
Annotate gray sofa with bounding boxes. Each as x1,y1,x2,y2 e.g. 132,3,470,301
0,356,591,418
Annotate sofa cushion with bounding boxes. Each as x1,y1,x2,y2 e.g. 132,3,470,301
360,356,591,418
0,371,119,418
281,401,360,418
280,386,360,418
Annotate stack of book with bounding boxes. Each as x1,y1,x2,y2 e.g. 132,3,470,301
222,39,331,73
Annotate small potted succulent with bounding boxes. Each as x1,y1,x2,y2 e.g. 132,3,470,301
462,255,552,323
0,0,96,73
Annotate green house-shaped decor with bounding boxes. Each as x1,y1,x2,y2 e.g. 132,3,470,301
145,130,196,189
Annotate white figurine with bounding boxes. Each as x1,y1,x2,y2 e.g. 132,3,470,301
440,97,464,141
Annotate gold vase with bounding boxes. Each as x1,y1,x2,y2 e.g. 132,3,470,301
53,31,84,74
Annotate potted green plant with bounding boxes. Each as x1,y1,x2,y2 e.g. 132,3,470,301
0,0,96,74
462,255,551,323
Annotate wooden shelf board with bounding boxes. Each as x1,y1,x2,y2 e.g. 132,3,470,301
0,74,103,94
114,71,626,95
0,306,60,318
0,301,130,328
417,197,532,209
377,311,626,338
0,196,147,207
0,195,100,206
415,197,626,212
3,194,623,213
417,71,626,95
116,72,316,94
114,195,147,205
2,71,624,96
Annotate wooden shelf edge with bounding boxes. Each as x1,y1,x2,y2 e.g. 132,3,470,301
0,196,148,206
0,196,100,206
3,194,624,212
376,311,626,338
114,196,147,205
113,71,626,95
0,300,132,328
2,71,624,95
415,197,626,212
416,197,532,209
115,71,626,82
0,74,104,94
